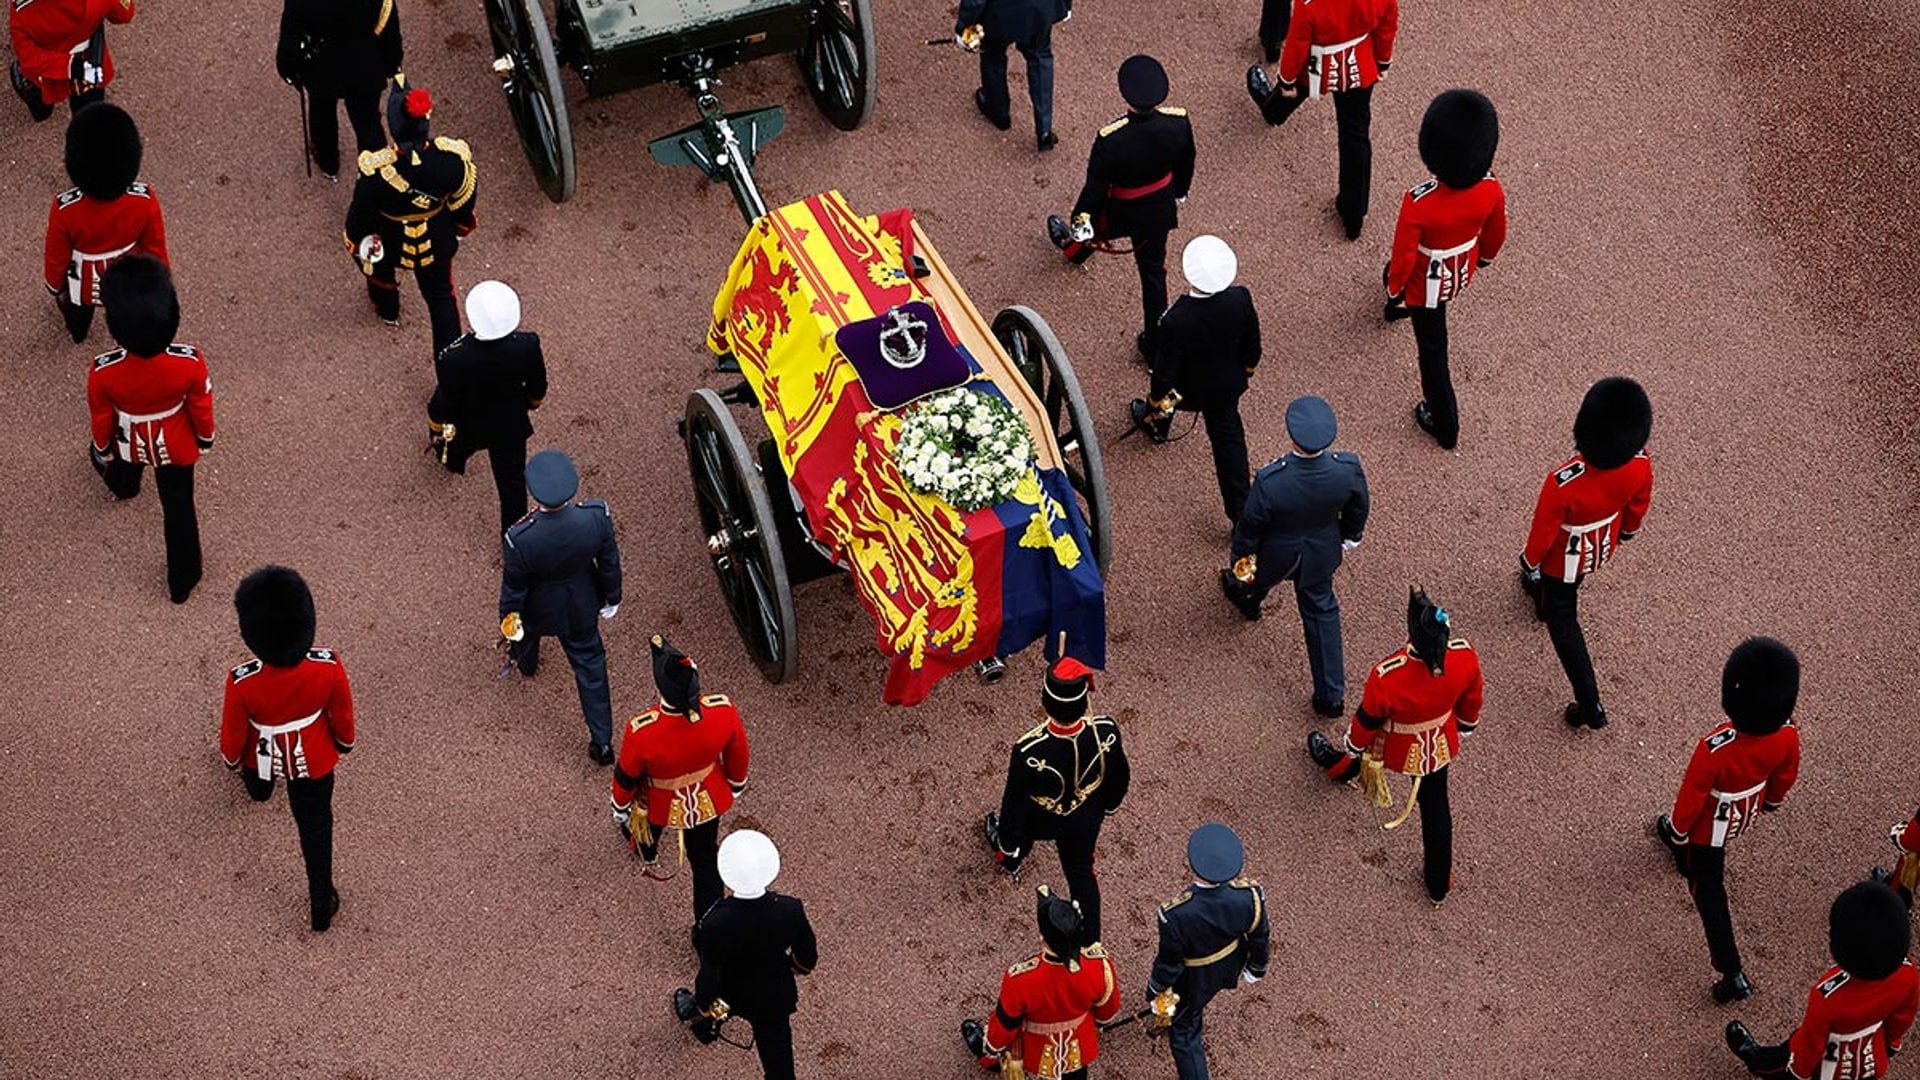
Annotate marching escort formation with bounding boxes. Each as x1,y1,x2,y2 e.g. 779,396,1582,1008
14,0,1913,1076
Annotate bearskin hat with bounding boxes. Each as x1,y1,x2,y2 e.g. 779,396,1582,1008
99,255,180,358
1419,89,1500,190
1573,376,1653,470
651,634,701,715
1042,657,1095,723
386,75,432,147
1036,888,1089,966
234,566,317,668
64,102,142,200
1830,881,1911,981
1721,636,1799,735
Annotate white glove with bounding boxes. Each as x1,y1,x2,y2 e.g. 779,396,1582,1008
599,603,619,620
1341,538,1361,552
356,235,384,265
1176,196,1187,206
1240,968,1262,985
610,799,632,830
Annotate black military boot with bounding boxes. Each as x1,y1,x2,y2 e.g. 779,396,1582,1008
1246,65,1273,106
1724,1020,1760,1063
1711,970,1754,1005
1218,570,1261,621
961,1018,989,1060
1563,702,1609,730
312,889,340,933
1311,696,1345,719
1307,732,1359,781
1046,214,1072,250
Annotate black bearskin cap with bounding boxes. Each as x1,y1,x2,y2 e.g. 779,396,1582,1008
234,566,317,668
651,634,701,715
65,102,142,200
1042,657,1095,723
1036,888,1089,966
99,255,180,358
1419,89,1499,190
1406,585,1452,677
1573,377,1653,470
1830,881,1911,981
386,74,432,147
1721,636,1799,735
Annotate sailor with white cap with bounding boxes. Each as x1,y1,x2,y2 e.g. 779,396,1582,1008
428,281,549,534
674,830,818,1080
1129,234,1262,523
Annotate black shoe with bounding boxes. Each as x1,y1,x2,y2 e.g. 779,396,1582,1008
1246,65,1273,106
1413,402,1457,450
1046,213,1072,250
313,888,340,932
961,1018,988,1059
673,987,700,1023
1306,730,1347,770
1342,215,1364,241
1562,702,1608,729
1037,131,1058,152
1712,971,1753,1005
589,741,614,766
1129,399,1171,443
975,89,1012,131
1427,876,1451,905
1654,815,1689,872
1725,1020,1760,1062
1219,569,1261,620
1312,696,1345,719
1871,865,1896,886
169,573,201,605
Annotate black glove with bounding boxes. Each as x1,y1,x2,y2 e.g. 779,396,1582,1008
195,436,215,452
1376,59,1391,76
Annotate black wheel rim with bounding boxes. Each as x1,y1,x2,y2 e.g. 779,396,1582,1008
488,0,568,199
994,309,1108,571
688,421,785,673
800,0,873,130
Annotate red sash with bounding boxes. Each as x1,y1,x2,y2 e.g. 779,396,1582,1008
1109,173,1172,200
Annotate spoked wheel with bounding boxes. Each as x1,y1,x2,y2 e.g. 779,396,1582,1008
993,306,1112,575
683,389,799,683
484,0,577,202
798,0,877,131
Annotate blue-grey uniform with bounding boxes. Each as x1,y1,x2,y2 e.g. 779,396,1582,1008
1222,395,1369,714
1149,824,1271,1080
500,449,623,760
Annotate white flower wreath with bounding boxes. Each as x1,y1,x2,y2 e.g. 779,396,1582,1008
893,387,1035,511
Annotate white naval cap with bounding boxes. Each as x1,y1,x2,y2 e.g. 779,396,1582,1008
1181,234,1237,296
718,829,781,899
465,280,521,341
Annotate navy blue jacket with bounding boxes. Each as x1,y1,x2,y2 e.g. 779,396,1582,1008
1230,450,1369,587
1149,879,1271,1000
955,0,1066,41
499,500,621,637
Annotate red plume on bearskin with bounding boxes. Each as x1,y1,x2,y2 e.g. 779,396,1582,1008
405,89,433,119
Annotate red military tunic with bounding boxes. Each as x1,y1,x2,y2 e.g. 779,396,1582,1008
1664,720,1799,848
219,649,357,781
1782,962,1920,1080
1386,176,1508,309
1277,0,1398,96
610,695,750,830
45,181,167,305
1346,639,1484,775
1521,451,1653,584
1896,809,1920,854
983,945,1122,1080
86,343,215,466
10,0,134,105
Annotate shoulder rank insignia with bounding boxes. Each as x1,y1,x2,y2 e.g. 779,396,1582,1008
358,148,396,176
1410,178,1440,200
1015,720,1050,750
1098,115,1130,138
699,693,731,707
1155,105,1188,117
55,187,83,209
1229,875,1260,888
230,659,263,682
1007,955,1042,976
1818,970,1850,997
1447,637,1472,651
93,348,127,370
627,708,661,734
434,135,474,161
126,181,151,198
1705,728,1738,752
1083,942,1109,959
164,343,200,359
1554,460,1587,486
1158,890,1193,914
1375,653,1409,676
307,648,336,663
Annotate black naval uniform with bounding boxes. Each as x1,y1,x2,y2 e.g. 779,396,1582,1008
500,499,621,748
276,0,401,178
1148,286,1261,522
1071,106,1196,353
1150,878,1271,1080
990,714,1130,942
957,0,1065,143
1226,449,1369,712
344,134,476,359
693,892,818,1080
429,329,547,533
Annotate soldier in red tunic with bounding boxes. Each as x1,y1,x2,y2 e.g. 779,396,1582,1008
961,886,1122,1079
218,567,357,932
8,0,133,121
1382,90,1507,448
87,255,213,603
1727,881,1919,1079
1308,585,1483,904
1655,637,1802,1004
1244,0,1398,238
1871,810,1920,907
610,635,751,927
44,102,166,344
1519,376,1654,729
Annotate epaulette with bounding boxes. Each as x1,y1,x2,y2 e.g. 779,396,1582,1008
1158,890,1193,914
379,163,413,194
1007,955,1042,976
1410,178,1440,200
1257,456,1289,476
230,659,263,682
13,0,35,12
1098,115,1130,138
1375,653,1408,676
577,498,613,522
306,648,337,664
626,708,661,734
1015,720,1050,749
1229,875,1260,888
1447,637,1472,651
699,693,731,707
93,348,127,370
441,138,477,209
434,135,474,162
1329,450,1357,465
1818,970,1850,997
1155,105,1187,117
126,181,151,198
1554,459,1587,487
164,343,201,359
55,187,83,209
1705,728,1737,752
358,148,396,176
1083,942,1108,959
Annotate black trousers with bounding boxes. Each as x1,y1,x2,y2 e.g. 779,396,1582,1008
687,817,723,928
307,83,385,178
1053,810,1104,943
11,63,102,122
368,255,461,361
1418,764,1453,899
978,28,1054,137
1257,0,1290,55
1681,843,1742,975
58,295,96,342
1132,228,1170,349
1409,303,1458,447
449,437,529,534
1731,1035,1792,1075
101,459,202,601
1199,399,1250,523
1537,577,1601,713
243,770,337,929
513,626,614,746
739,1008,797,1080
1331,85,1374,225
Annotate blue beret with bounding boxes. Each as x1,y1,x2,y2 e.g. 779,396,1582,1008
1285,395,1337,453
526,449,579,506
1187,822,1244,883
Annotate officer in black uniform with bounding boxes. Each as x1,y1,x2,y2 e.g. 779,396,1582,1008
276,0,402,180
343,73,476,360
1129,234,1261,524
1150,823,1271,1080
1222,395,1369,717
1047,54,1196,359
983,658,1130,942
674,830,817,1080
956,0,1067,150
428,280,548,534
499,449,622,763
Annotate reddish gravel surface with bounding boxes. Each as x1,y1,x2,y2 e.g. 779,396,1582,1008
4,0,1918,1077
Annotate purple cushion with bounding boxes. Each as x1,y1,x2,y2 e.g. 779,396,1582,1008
836,301,970,410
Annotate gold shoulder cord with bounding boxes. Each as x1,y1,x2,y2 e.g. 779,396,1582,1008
373,0,394,34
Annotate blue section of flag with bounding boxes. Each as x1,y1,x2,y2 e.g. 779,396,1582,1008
991,464,1108,671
